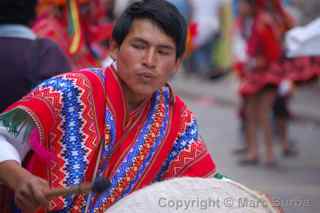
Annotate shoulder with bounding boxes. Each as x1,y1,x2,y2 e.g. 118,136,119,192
172,96,196,129
35,38,65,55
162,83,194,119
35,67,106,91
34,38,70,70
162,83,185,107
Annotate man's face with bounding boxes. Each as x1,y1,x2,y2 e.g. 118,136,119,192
111,18,181,100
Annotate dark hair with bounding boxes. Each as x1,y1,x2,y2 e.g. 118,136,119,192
0,0,38,26
112,0,187,59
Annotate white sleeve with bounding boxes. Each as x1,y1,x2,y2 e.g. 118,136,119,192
0,124,32,164
0,135,22,164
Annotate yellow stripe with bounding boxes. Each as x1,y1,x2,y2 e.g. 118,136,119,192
69,0,81,54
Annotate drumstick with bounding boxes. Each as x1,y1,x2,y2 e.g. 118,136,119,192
46,176,111,200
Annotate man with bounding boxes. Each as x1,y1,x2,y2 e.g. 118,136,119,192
0,0,71,112
0,0,215,212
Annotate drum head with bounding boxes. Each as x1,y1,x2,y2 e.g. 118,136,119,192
107,177,278,213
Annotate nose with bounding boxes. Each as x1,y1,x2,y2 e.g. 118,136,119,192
142,48,156,68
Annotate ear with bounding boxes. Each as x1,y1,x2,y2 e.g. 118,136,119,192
173,58,183,74
109,40,120,61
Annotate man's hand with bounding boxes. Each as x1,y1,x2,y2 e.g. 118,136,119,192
14,174,50,212
0,160,50,212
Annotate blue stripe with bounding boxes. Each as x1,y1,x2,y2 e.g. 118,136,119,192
39,76,87,209
122,88,170,196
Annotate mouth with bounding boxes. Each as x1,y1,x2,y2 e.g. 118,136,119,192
137,72,155,82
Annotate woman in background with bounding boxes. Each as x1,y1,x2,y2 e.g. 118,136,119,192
235,0,287,165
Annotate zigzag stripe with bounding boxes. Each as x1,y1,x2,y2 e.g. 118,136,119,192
29,86,66,209
164,141,206,178
156,113,198,181
29,87,66,188
33,72,100,210
75,74,98,171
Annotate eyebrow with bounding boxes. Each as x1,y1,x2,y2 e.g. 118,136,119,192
131,37,175,51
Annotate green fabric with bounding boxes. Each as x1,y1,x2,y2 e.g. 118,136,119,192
212,1,233,69
0,109,33,140
214,172,225,180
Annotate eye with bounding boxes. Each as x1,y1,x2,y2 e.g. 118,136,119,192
131,43,145,50
158,49,171,56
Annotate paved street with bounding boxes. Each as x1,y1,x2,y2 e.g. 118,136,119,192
171,72,320,213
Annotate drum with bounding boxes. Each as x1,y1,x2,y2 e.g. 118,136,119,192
107,175,279,213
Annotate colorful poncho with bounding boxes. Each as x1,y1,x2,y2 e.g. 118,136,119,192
0,66,216,212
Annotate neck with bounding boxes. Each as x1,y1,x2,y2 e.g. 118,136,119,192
119,79,148,113
126,89,146,112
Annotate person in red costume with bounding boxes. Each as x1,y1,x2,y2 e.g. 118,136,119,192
33,0,113,69
235,0,289,166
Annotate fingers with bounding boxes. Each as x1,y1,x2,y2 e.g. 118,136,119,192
29,179,50,207
15,186,39,212
14,176,50,212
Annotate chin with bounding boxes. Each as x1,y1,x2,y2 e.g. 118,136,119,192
134,86,156,98
138,90,154,98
